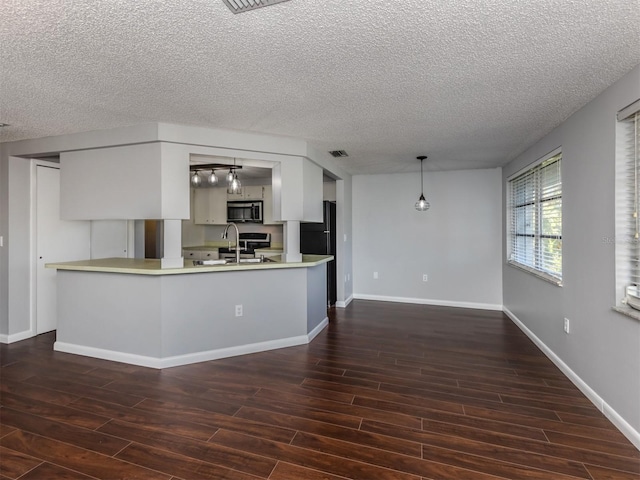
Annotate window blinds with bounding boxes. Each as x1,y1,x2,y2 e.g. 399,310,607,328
508,153,562,283
616,103,640,300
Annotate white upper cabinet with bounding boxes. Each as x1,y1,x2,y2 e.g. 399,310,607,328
227,185,264,201
193,187,227,225
227,189,243,201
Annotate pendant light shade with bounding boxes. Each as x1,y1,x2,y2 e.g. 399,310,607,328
415,156,430,211
226,158,242,193
190,171,202,187
207,170,218,186
228,172,241,194
415,194,430,211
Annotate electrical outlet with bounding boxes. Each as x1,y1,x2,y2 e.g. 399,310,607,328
347,273,350,281
422,274,428,282
344,234,347,242
235,305,243,317
0,236,3,247
563,317,570,334
373,272,378,279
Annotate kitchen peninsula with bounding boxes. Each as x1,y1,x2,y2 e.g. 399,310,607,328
6,122,348,369
48,255,332,368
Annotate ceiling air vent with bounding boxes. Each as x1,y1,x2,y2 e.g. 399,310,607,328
222,0,291,14
329,150,349,158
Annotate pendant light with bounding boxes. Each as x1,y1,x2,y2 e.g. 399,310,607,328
189,161,242,188
228,171,242,194
226,158,236,185
207,170,218,186
415,156,430,211
190,170,202,187
226,158,241,193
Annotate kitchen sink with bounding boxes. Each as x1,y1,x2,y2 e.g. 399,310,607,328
192,259,228,266
235,256,277,263
238,257,276,263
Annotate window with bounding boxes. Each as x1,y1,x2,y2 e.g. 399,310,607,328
615,99,640,314
507,151,562,284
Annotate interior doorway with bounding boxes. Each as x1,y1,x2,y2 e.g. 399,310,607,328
144,220,163,259
35,163,90,334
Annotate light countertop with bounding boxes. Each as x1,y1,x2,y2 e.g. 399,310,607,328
46,255,333,276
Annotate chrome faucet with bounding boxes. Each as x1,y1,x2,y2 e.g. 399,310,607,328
222,223,241,263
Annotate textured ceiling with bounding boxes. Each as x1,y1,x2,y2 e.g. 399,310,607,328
1,0,639,174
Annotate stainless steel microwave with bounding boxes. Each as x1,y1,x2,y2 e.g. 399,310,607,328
227,201,263,223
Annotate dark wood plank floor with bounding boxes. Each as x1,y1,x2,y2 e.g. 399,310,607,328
1,300,638,479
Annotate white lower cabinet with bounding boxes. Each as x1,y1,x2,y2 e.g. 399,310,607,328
193,187,227,225
183,249,219,260
199,250,219,260
183,249,200,260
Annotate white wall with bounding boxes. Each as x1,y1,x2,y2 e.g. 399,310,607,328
61,144,162,219
0,145,8,337
160,143,190,219
61,142,189,220
502,64,640,446
302,159,323,222
337,178,353,304
353,168,503,309
5,158,32,338
90,220,131,258
323,180,337,201
273,157,323,222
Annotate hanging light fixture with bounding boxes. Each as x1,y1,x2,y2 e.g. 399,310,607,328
189,161,242,188
190,170,202,187
228,170,242,194
207,170,218,186
415,156,430,211
226,158,242,194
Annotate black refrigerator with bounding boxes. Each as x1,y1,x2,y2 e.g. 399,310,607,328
300,201,337,307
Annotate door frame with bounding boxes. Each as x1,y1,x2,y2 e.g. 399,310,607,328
29,158,70,337
29,159,60,336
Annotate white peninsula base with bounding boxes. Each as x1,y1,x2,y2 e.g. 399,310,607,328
50,257,331,368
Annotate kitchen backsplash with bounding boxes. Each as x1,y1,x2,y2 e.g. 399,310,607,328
204,223,283,245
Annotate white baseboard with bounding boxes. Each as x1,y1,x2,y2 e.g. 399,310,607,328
335,294,354,308
54,321,329,370
308,317,329,342
0,329,35,344
503,307,640,450
353,293,502,311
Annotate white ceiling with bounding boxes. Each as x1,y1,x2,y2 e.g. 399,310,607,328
1,0,639,175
